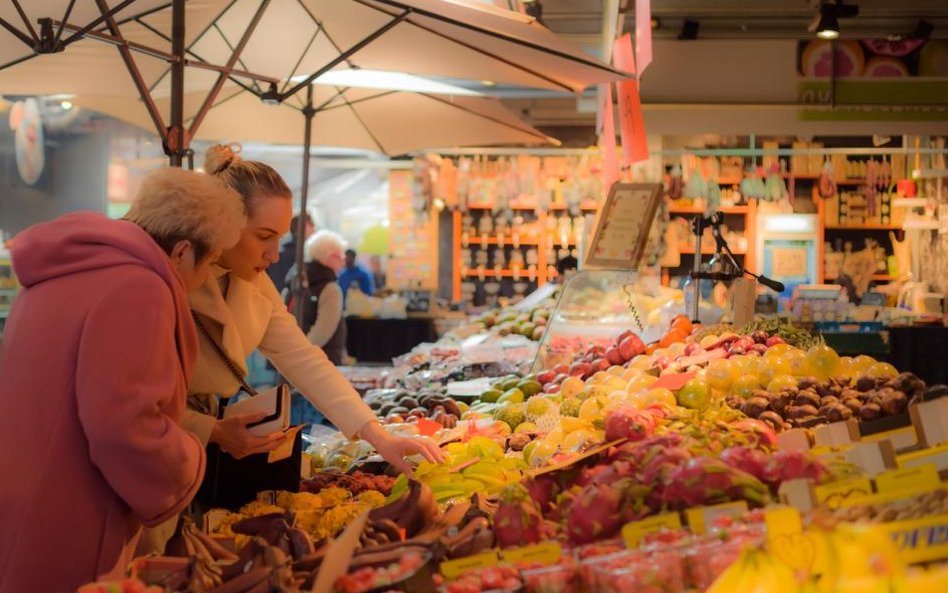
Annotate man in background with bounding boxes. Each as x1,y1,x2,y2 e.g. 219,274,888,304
268,213,314,294
338,248,375,304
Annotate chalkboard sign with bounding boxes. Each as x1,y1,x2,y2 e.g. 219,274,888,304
403,289,433,315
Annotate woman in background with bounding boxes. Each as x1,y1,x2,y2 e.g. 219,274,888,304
0,168,245,593
301,230,349,364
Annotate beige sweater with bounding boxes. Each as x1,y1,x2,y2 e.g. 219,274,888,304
184,266,375,444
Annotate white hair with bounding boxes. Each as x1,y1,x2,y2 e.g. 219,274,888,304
305,230,347,264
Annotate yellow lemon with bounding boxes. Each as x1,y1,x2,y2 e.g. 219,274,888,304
559,376,585,398
646,387,677,407
578,396,607,420
627,373,659,394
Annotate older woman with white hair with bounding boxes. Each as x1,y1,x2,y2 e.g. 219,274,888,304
301,230,349,364
0,168,245,593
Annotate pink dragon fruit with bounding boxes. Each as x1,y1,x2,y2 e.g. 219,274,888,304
661,457,769,510
764,451,830,490
493,483,545,548
566,482,623,545
523,475,560,516
730,419,779,451
604,406,657,442
719,446,769,481
639,447,694,485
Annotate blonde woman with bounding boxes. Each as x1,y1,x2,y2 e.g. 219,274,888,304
0,168,245,593
182,144,441,505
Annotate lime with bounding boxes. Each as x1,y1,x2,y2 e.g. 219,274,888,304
480,389,503,403
498,387,525,404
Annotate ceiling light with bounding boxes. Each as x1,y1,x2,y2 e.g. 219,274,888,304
293,70,483,96
815,4,839,39
60,101,73,110
480,80,496,87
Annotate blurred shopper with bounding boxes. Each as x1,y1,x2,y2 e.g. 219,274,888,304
368,254,387,293
338,248,375,302
0,168,245,593
302,230,349,364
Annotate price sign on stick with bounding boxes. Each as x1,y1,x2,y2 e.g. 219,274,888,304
584,183,663,270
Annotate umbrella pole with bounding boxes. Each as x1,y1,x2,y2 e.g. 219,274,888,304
292,83,316,326
169,0,185,167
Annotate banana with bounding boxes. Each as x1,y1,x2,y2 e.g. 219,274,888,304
706,549,754,593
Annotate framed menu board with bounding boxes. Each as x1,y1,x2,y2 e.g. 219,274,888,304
584,183,663,270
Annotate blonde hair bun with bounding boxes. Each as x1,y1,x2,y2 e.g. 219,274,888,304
204,143,242,175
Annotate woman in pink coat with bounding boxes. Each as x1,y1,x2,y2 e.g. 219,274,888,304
0,168,245,593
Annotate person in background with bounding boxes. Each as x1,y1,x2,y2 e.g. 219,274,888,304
267,212,314,295
0,168,245,593
138,144,443,553
368,254,387,294
302,230,349,364
338,248,376,302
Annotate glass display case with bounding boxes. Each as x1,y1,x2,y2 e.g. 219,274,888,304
530,269,684,374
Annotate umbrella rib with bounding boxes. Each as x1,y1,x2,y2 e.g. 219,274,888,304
318,89,397,112
293,0,361,75
0,17,34,47
340,96,388,155
189,0,272,137
279,29,319,96
280,9,412,101
61,0,141,46
54,0,79,47
9,0,37,41
359,0,625,85
90,0,166,138
0,51,37,71
145,0,240,95
420,92,552,143
211,23,263,95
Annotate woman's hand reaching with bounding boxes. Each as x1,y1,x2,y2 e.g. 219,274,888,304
358,421,444,475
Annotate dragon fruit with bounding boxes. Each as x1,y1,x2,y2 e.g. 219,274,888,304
661,457,769,510
730,419,779,451
719,446,769,481
604,406,657,442
639,447,693,485
493,483,545,548
566,482,623,545
523,475,560,516
764,451,830,490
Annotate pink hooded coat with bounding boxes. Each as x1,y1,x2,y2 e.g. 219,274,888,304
0,212,205,593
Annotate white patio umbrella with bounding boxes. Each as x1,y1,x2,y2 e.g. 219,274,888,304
0,0,168,69
73,84,558,156
0,0,627,321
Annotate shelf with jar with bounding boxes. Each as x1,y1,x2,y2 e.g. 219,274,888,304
451,203,599,305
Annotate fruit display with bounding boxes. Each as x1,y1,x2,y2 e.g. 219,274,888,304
468,300,553,343
72,276,948,593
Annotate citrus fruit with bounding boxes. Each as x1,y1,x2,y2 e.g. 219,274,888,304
498,388,525,404
480,389,503,403
866,362,898,380
804,343,841,380
559,376,584,398
730,374,761,398
767,374,798,393
676,378,711,410
705,358,736,391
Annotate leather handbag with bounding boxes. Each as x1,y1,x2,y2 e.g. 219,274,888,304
191,314,302,510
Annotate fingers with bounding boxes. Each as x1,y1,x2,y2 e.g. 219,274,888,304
388,456,414,477
413,438,444,463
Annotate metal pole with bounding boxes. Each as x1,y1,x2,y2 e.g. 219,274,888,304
169,0,185,167
293,84,316,326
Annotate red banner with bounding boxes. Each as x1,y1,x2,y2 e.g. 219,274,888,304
612,34,649,165
599,83,620,188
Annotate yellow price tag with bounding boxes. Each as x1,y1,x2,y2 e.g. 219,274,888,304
621,513,683,549
813,477,873,509
875,464,940,495
765,506,803,538
440,550,500,580
879,514,948,564
684,501,747,535
500,542,562,566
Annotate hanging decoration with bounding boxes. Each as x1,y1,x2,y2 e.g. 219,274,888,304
9,98,45,186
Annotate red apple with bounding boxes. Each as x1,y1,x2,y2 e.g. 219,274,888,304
570,361,592,377
553,364,569,376
605,346,625,366
544,382,560,393
766,336,785,347
592,357,610,372
616,329,635,345
652,356,670,370
536,370,556,385
618,335,646,361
